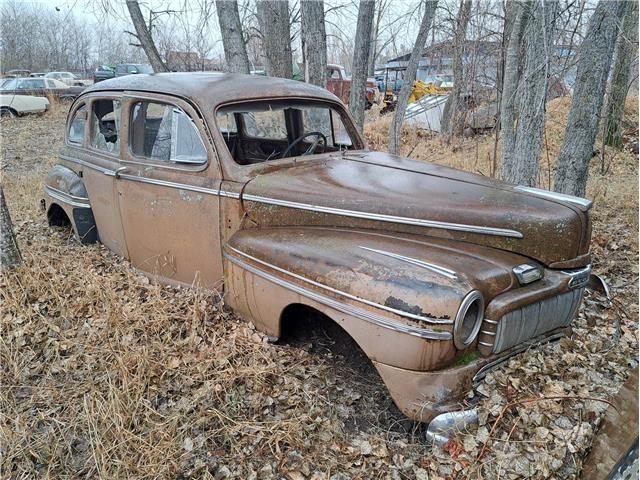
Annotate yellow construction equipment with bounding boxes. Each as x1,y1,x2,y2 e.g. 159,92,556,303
408,80,450,103
382,80,450,113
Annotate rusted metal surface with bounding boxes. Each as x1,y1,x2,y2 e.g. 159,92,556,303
581,368,638,480
43,73,594,423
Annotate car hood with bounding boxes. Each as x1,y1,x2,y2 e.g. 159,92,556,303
240,151,591,266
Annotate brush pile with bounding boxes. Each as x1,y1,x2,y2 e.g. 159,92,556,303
1,100,637,479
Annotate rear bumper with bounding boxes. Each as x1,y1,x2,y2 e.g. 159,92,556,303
373,328,570,423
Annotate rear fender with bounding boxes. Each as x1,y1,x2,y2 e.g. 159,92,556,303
44,164,98,244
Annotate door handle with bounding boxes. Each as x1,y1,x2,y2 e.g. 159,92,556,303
114,166,128,179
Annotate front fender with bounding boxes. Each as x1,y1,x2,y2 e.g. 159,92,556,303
223,227,526,371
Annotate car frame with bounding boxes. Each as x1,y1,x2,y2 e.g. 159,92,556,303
43,72,595,429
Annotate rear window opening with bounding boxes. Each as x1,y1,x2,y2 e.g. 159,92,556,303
215,101,358,166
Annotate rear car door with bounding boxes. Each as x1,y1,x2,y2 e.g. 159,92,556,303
114,93,223,288
63,95,129,257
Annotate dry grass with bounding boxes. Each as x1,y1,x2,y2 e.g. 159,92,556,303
0,97,638,479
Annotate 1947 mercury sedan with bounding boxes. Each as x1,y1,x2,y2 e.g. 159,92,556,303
43,73,595,436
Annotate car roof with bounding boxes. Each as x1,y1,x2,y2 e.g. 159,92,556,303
81,72,340,109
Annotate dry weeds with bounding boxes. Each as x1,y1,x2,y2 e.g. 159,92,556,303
0,98,638,479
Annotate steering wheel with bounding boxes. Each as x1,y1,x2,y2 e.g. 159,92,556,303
281,131,327,158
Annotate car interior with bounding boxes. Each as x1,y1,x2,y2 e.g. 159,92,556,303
216,101,356,165
91,99,120,153
130,101,207,164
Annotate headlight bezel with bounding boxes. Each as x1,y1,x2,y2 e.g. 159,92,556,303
453,290,485,350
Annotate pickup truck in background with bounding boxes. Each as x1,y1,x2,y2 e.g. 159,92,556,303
327,64,379,108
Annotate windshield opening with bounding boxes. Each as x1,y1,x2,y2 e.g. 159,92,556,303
216,101,358,166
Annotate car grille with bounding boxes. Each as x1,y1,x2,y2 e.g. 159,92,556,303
480,288,585,355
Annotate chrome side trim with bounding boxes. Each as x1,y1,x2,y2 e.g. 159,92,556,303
59,154,112,175
484,318,498,325
45,184,89,202
224,252,452,341
225,245,454,325
514,185,593,210
44,185,91,209
478,341,494,347
358,246,457,280
480,330,496,336
241,193,524,238
59,155,522,239
117,173,226,197
59,155,240,198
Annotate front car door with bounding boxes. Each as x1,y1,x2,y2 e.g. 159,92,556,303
114,93,224,288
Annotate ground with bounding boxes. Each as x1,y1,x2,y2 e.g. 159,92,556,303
0,98,638,479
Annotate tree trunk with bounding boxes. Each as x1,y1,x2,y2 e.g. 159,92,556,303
602,0,638,148
499,1,527,179
440,0,472,141
125,0,168,73
367,0,384,77
216,0,251,74
554,0,626,197
0,186,22,272
348,0,376,133
502,1,557,186
257,0,293,79
388,1,438,155
301,0,327,87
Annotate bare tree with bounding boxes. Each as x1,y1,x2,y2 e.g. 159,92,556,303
554,0,626,197
349,0,376,132
388,1,439,155
602,0,638,148
501,1,557,186
440,0,472,141
301,0,327,87
0,187,21,272
216,0,251,74
126,0,168,72
367,0,387,77
499,1,526,174
257,0,293,78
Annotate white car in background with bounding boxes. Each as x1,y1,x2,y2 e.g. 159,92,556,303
0,94,49,117
44,71,92,87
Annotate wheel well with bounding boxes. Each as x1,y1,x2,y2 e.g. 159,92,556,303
47,203,71,228
278,303,413,431
0,106,18,116
279,303,375,376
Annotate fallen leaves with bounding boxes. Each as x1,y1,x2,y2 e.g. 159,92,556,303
1,99,638,479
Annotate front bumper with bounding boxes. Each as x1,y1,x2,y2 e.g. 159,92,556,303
373,328,570,423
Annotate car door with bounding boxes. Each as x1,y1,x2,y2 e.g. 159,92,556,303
114,93,223,288
65,95,129,257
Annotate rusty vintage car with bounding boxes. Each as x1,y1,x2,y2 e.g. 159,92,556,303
43,73,595,434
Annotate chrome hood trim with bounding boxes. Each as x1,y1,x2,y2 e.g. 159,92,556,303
241,193,523,238
358,246,457,279
514,185,593,211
